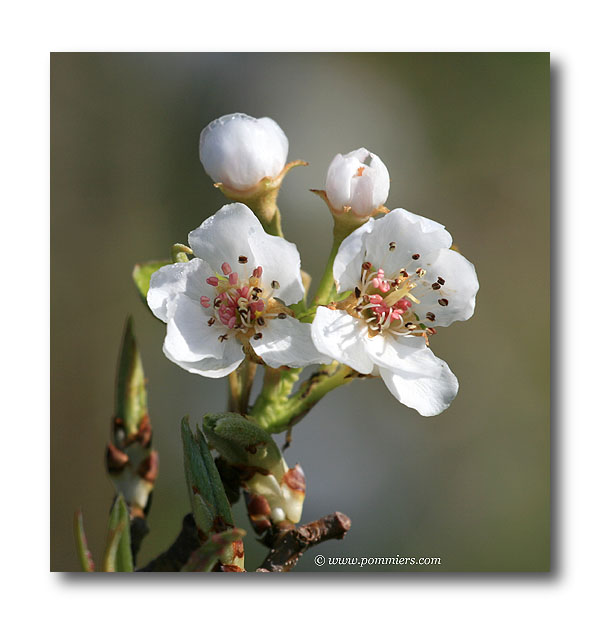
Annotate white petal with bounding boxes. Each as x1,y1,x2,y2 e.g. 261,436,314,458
253,316,332,368
147,258,213,322
369,337,459,416
311,307,373,374
188,203,304,305
165,339,245,378
333,218,375,292
364,153,390,210
163,294,226,363
188,203,263,273
248,230,304,305
199,113,288,191
349,152,390,217
411,248,479,327
364,208,453,273
325,151,364,212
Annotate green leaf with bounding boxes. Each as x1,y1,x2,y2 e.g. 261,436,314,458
181,416,234,538
115,317,147,438
132,259,170,300
103,495,133,572
181,528,246,572
202,412,282,473
73,510,95,572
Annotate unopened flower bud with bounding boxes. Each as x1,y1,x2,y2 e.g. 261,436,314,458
325,147,390,217
199,113,289,192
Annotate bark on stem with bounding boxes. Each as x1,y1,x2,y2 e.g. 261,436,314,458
257,512,351,572
137,514,203,572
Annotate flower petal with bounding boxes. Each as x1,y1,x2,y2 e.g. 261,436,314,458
311,308,373,374
164,340,245,379
325,150,367,211
163,293,227,363
412,248,479,327
248,232,304,305
188,203,262,273
252,316,332,368
364,208,453,274
188,203,305,305
333,218,375,293
366,336,459,416
147,258,214,322
162,295,244,377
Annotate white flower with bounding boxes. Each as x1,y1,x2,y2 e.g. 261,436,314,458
325,148,390,217
148,203,327,377
311,208,479,416
199,113,289,192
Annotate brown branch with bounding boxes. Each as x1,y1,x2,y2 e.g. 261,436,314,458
137,514,203,572
256,511,351,572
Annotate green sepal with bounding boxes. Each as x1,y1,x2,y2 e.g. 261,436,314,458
171,243,193,263
181,416,234,537
202,412,282,473
181,528,246,572
103,495,133,572
115,317,148,438
132,259,170,300
73,510,95,572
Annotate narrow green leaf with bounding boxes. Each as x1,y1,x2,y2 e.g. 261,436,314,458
202,412,282,473
103,495,133,572
73,510,95,572
181,528,246,572
115,317,148,438
181,416,234,537
132,259,170,300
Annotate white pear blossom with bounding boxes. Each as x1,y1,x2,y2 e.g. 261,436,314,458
199,113,289,191
311,208,479,416
148,203,327,377
325,148,390,217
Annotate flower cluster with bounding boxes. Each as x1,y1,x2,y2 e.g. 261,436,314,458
147,112,479,417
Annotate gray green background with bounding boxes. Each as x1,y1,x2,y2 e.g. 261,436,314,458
51,53,550,572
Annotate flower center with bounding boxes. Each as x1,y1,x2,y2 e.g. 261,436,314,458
338,245,450,343
200,259,288,342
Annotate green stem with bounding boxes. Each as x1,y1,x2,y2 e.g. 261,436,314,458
312,218,361,306
312,236,340,307
227,369,241,413
239,361,257,414
250,364,356,433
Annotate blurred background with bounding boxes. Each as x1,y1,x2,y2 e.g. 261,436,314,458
51,53,549,572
